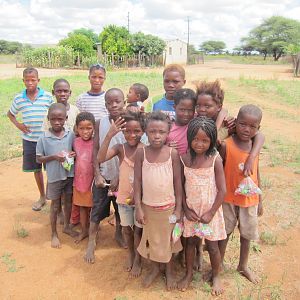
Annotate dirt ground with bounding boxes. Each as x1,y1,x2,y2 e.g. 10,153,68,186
0,62,299,300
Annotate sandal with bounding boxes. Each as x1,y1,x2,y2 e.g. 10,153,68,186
32,197,46,211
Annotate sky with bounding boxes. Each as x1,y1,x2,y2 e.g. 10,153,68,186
1,0,300,50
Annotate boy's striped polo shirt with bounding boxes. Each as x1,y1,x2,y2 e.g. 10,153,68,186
9,88,53,142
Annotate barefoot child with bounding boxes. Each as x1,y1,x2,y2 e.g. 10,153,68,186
73,112,95,243
97,111,145,277
126,83,149,112
135,111,183,290
36,103,76,248
7,67,53,211
219,104,263,284
178,117,227,295
84,88,126,264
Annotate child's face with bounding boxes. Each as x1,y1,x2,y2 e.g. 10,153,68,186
105,92,125,119
89,69,106,92
77,120,94,141
196,94,221,121
174,98,195,126
52,82,71,106
236,113,260,142
191,129,211,155
23,72,40,93
48,109,66,133
127,87,139,103
123,120,144,146
146,120,169,148
163,71,186,100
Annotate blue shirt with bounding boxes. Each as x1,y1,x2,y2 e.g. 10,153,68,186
9,88,53,142
152,96,175,120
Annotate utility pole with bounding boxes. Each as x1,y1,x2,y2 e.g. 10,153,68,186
127,12,130,32
187,16,190,63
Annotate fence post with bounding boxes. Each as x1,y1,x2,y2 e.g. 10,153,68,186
112,53,114,69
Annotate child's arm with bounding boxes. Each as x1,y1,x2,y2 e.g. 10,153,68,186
218,141,227,165
172,149,183,221
134,148,145,224
7,111,31,133
200,156,226,224
243,132,265,176
97,117,126,163
215,107,228,130
257,166,263,217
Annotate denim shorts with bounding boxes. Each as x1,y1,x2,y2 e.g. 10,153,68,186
118,203,142,228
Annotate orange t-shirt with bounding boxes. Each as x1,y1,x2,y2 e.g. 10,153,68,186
224,137,259,207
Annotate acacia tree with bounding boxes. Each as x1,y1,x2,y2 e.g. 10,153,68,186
241,16,300,61
131,32,165,56
199,40,226,54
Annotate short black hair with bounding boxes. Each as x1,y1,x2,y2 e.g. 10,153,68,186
105,88,124,102
131,83,149,102
75,111,95,126
173,88,196,106
53,78,70,90
187,116,217,161
48,103,66,116
237,104,263,123
89,63,106,75
145,111,172,131
23,67,38,77
122,110,145,131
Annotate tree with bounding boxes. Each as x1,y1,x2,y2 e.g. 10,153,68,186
199,40,226,54
131,32,166,56
0,40,23,54
71,28,99,48
99,25,131,55
241,16,300,61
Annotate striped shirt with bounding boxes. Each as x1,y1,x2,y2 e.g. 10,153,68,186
76,91,108,121
9,88,54,142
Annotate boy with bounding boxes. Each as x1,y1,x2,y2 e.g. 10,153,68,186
36,103,76,248
76,63,108,122
84,88,126,264
219,104,263,283
7,67,53,211
152,64,186,119
126,83,149,112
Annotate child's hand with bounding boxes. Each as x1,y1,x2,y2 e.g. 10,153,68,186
200,211,214,224
136,206,146,225
108,117,126,137
110,176,119,192
243,155,255,176
173,208,181,222
54,152,66,162
224,116,236,131
168,140,178,149
17,122,31,134
258,200,263,217
68,151,76,158
184,207,200,222
94,174,106,188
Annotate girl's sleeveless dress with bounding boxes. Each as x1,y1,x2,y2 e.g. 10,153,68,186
182,153,227,241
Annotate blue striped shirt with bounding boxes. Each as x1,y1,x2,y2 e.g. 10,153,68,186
9,88,53,142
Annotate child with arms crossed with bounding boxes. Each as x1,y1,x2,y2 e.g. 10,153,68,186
36,103,76,248
178,117,227,295
134,111,183,290
219,104,263,283
98,111,145,277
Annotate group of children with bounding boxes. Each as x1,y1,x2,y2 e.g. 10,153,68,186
8,63,264,295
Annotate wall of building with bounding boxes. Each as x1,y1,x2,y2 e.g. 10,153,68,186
164,39,187,65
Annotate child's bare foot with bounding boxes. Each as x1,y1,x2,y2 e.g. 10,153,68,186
237,266,259,283
166,267,177,290
177,273,193,291
143,264,160,288
193,252,202,272
177,250,185,267
84,239,96,264
130,257,142,278
63,225,79,237
51,234,61,248
125,253,134,272
75,231,88,244
211,275,224,296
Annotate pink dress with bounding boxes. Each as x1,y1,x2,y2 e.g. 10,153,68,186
166,123,188,155
182,154,227,241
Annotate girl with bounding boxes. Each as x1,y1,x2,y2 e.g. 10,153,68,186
178,117,227,296
134,111,183,290
97,111,145,278
73,112,95,243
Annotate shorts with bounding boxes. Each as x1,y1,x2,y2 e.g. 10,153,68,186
90,181,118,224
22,139,42,172
222,202,259,240
118,204,142,228
46,177,73,200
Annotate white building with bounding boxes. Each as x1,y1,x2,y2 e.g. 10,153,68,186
164,39,187,65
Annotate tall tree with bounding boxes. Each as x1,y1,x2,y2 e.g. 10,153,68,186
241,16,300,61
199,40,226,54
131,32,165,56
71,28,99,48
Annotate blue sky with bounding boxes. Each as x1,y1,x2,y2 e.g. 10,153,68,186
1,0,300,50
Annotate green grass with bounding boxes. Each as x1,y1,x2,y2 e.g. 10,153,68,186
260,231,278,245
1,252,23,272
13,220,29,238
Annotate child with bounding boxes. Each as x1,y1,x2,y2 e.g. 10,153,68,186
134,111,183,290
84,88,126,264
126,83,149,112
97,111,145,277
76,63,108,122
36,103,76,248
196,80,264,176
219,104,263,284
178,117,227,295
166,88,196,155
152,64,186,119
73,112,95,243
42,79,80,132
7,67,53,211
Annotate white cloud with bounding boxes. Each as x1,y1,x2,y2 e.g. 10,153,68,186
0,0,299,49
